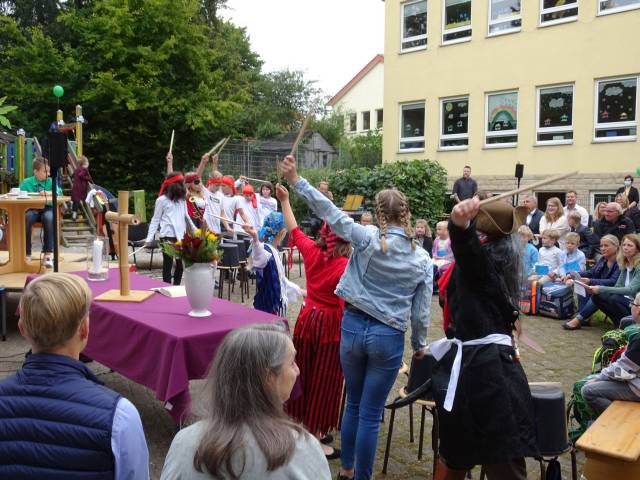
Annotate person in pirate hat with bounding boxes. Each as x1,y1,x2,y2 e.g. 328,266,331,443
431,196,539,480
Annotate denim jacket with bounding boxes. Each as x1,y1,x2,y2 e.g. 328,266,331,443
293,177,433,351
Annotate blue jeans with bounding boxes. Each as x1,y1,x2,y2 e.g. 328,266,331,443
340,308,404,480
25,208,54,255
592,293,632,328
577,293,599,323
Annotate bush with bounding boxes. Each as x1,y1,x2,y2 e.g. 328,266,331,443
271,159,447,228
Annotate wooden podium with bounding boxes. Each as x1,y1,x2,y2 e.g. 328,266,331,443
576,400,640,479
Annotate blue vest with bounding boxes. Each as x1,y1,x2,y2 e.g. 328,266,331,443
254,243,284,315
0,353,120,480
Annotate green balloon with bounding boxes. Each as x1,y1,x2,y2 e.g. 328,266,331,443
52,85,64,98
636,166,640,177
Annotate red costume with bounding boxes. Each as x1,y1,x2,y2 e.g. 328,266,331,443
286,226,348,435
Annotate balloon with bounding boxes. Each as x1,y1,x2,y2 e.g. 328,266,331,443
52,85,64,98
636,166,640,177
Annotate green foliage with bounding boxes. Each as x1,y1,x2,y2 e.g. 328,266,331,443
310,111,344,148
335,130,382,169
161,227,222,268
0,96,17,128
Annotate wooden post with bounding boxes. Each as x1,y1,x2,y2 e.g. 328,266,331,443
95,190,154,302
75,105,83,158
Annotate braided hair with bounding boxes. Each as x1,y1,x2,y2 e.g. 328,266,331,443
375,189,416,254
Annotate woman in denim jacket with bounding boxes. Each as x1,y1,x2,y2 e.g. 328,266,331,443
280,155,432,480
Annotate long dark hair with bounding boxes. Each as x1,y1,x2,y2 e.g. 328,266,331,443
483,233,522,311
165,171,186,202
193,324,305,478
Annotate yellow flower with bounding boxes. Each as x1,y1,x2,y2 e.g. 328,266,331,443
207,233,217,241
194,229,202,236
175,240,182,247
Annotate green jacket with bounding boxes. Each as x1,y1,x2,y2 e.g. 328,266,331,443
19,176,63,195
599,265,640,297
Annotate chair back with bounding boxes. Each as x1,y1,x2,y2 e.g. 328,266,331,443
407,352,436,400
220,244,239,268
128,223,149,243
530,382,570,456
225,239,247,262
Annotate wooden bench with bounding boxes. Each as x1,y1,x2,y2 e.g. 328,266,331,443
576,400,640,479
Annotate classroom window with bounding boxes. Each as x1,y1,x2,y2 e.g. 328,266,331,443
594,76,638,141
402,1,428,52
376,109,384,129
440,97,469,149
442,0,472,44
599,0,640,15
540,0,578,26
400,103,425,151
362,111,371,131
348,113,357,132
591,191,617,212
536,84,574,144
488,0,522,35
485,91,518,147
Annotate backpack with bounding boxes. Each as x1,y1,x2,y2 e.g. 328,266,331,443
519,280,539,315
566,373,599,443
591,329,627,373
537,283,575,320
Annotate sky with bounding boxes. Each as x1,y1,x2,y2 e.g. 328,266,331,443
221,0,385,100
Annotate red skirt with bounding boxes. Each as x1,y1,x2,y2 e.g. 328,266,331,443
287,298,344,435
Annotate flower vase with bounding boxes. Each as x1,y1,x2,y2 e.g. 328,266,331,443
184,262,216,317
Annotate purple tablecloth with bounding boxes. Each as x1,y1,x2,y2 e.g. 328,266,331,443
26,272,287,423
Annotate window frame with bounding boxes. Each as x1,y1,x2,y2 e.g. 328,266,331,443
442,0,473,45
487,0,522,37
593,75,638,143
590,191,618,212
439,96,470,150
399,102,426,152
348,113,357,132
401,0,428,53
485,90,519,148
362,111,371,131
598,0,640,16
376,108,384,129
539,0,578,27
535,83,575,146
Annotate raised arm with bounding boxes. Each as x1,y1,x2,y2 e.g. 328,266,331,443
195,153,209,178
165,152,173,176
275,184,297,231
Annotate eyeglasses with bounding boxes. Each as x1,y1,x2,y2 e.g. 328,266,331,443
630,302,640,308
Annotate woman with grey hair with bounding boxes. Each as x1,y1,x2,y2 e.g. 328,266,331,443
160,324,331,480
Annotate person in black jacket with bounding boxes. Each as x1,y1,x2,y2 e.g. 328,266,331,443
524,194,544,236
594,202,636,241
451,166,478,201
430,198,538,480
616,175,639,209
567,211,599,259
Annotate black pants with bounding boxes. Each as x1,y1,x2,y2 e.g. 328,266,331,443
592,293,632,328
160,236,183,285
72,200,81,213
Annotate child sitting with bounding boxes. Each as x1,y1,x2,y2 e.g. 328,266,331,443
581,291,640,415
518,225,538,278
432,221,453,268
567,211,599,260
534,229,565,283
360,211,374,226
415,219,433,253
562,232,586,275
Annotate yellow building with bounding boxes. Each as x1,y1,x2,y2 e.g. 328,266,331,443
383,0,640,210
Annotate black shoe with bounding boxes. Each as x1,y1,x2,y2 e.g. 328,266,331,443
325,447,341,460
320,434,333,445
562,321,581,330
336,474,353,480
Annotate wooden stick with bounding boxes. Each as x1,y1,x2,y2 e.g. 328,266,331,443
289,114,313,156
478,171,578,206
243,176,270,184
209,213,246,227
169,129,175,154
206,138,226,156
216,137,229,156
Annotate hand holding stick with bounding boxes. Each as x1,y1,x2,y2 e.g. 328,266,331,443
478,171,578,206
169,129,175,154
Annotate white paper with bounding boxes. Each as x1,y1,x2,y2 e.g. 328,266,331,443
574,282,586,297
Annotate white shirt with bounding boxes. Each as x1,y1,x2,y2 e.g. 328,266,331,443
563,204,589,227
235,196,262,231
222,195,244,225
258,194,278,222
146,196,193,242
538,215,570,249
202,189,224,233
538,245,566,274
111,398,150,480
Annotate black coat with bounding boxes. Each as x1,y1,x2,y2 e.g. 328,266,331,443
617,185,640,205
526,208,544,235
432,221,539,468
594,215,636,241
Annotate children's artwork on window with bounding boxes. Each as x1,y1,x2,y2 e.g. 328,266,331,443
597,79,637,124
442,99,468,135
539,86,573,129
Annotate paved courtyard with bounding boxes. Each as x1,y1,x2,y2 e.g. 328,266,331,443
0,249,610,479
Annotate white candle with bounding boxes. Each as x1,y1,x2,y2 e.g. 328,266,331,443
92,239,103,273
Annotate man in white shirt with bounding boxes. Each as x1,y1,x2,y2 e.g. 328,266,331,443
563,190,589,227
524,195,543,235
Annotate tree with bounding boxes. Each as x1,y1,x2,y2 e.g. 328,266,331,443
0,97,17,128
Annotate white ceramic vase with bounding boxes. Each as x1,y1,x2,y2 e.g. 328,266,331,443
184,262,216,317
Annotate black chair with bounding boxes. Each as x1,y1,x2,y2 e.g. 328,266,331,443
217,243,239,300
128,223,159,270
224,239,249,301
382,353,438,479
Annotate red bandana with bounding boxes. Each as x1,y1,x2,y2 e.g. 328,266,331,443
319,222,349,260
242,184,257,208
185,173,200,184
206,177,224,187
221,176,236,195
159,174,184,196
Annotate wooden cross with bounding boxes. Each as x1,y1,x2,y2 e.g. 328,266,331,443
95,190,154,302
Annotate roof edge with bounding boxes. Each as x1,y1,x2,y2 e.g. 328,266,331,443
326,54,384,107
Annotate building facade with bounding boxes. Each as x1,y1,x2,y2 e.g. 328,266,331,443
327,54,385,135
383,0,640,210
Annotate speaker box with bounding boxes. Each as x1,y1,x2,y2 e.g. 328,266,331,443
47,131,67,169
515,163,524,179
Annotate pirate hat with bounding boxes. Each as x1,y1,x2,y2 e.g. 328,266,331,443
475,201,528,237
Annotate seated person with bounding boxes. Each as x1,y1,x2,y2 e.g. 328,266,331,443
532,229,565,283
562,232,586,274
567,211,599,260
161,324,331,479
518,225,538,278
588,234,640,328
19,157,63,267
415,218,433,253
581,291,640,415
0,273,149,478
563,234,621,330
360,211,374,226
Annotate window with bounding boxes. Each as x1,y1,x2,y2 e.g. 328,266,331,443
376,109,384,129
399,103,425,151
536,84,574,144
485,91,518,147
440,97,469,149
402,1,428,52
594,76,638,141
599,0,640,15
442,0,472,44
348,113,357,132
591,191,617,212
362,111,371,131
488,0,521,35
540,0,578,26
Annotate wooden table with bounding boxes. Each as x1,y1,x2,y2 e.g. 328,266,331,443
576,400,640,479
0,194,69,274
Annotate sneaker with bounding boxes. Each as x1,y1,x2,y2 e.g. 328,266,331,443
72,212,77,221
43,255,53,268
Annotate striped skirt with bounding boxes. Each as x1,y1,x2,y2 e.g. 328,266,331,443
287,299,344,436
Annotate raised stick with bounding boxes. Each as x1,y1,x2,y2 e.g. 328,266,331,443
478,171,578,206
169,129,175,154
206,137,229,157
289,114,313,156
243,176,270,184
208,213,246,227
